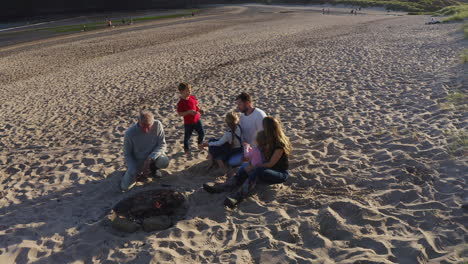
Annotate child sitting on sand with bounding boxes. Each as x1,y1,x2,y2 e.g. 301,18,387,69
243,130,267,167
201,112,243,170
203,117,291,208
176,82,205,155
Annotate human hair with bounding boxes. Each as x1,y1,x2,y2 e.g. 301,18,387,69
255,130,267,152
225,111,239,147
262,116,292,159
235,92,252,104
138,110,154,123
178,82,192,91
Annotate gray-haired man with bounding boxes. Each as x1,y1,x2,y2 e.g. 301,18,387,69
121,110,170,191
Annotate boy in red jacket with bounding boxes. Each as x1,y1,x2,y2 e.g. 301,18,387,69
177,82,205,154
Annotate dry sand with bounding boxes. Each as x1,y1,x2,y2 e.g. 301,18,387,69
0,4,467,264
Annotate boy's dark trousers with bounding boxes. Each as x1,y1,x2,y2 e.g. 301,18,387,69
183,120,205,151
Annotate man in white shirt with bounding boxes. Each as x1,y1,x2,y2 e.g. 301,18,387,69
228,92,267,167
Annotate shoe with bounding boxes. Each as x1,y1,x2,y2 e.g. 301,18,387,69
203,179,240,193
203,183,225,193
224,195,242,208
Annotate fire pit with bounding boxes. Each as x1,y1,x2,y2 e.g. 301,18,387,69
109,189,188,233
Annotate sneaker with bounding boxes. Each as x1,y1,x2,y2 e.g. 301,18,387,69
203,174,242,193
203,183,225,193
224,196,241,208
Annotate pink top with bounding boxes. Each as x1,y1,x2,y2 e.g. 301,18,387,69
244,144,263,166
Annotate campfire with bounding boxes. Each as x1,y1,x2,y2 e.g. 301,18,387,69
109,189,187,233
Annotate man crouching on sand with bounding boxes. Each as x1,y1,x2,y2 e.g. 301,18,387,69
121,110,170,191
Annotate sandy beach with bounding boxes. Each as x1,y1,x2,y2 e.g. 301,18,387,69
0,4,467,263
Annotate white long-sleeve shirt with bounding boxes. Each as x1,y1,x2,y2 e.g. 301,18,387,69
240,108,266,145
208,126,242,148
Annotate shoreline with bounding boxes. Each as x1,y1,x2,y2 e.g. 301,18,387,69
0,4,412,50
0,8,203,49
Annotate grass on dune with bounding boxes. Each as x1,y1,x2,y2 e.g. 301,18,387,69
445,129,468,158
330,0,462,13
434,4,468,22
460,49,468,63
447,92,467,104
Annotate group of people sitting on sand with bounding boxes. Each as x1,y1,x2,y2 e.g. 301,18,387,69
121,82,292,208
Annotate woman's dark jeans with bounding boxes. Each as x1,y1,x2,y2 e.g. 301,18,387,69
232,164,289,199
248,167,289,183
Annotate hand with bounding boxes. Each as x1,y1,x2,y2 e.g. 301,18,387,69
141,158,152,177
243,143,252,152
198,143,206,150
199,109,205,115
